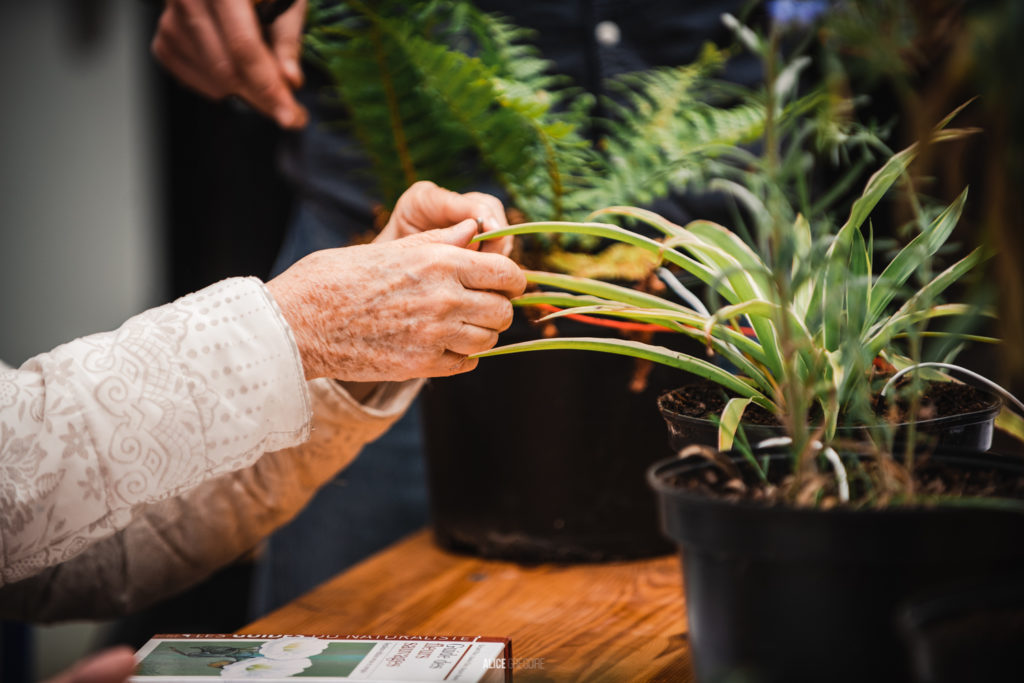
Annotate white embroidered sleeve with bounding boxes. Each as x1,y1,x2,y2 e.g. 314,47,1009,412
0,377,424,621
0,277,311,586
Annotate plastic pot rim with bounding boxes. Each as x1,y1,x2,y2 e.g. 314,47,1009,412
647,446,1024,519
656,384,1003,435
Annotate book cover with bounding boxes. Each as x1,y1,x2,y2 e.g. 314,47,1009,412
130,634,511,682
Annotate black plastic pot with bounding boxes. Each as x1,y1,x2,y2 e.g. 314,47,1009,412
657,384,1002,453
648,449,1024,683
899,576,1024,683
420,318,703,562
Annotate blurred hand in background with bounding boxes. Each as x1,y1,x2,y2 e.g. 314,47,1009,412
152,0,308,129
44,647,136,683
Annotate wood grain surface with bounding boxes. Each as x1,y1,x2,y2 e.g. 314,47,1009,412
241,530,694,682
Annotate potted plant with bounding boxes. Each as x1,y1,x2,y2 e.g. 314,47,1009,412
467,10,1024,683
470,132,1024,681
304,0,778,561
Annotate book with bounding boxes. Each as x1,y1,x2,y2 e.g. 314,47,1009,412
131,634,512,682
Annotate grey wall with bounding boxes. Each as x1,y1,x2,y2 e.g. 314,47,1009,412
0,2,161,677
0,0,162,367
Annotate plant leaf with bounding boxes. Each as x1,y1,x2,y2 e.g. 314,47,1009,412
869,189,969,323
996,408,1024,444
476,222,738,300
718,397,753,451
473,336,775,409
866,249,986,356
523,271,692,312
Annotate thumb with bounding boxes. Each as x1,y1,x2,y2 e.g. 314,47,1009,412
45,647,136,683
401,219,481,250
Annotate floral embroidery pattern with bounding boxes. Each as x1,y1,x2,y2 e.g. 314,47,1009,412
0,423,46,536
0,278,311,586
59,423,90,461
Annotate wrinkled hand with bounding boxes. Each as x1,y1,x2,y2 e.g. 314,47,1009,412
267,220,526,381
152,0,308,129
44,647,136,683
378,181,513,256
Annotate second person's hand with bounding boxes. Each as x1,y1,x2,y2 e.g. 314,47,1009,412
152,0,308,129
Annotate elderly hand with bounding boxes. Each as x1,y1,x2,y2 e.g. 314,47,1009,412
152,0,308,129
377,181,514,256
44,647,136,683
267,219,526,381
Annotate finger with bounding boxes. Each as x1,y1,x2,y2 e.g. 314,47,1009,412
44,646,136,683
433,350,479,377
462,192,507,229
167,0,238,94
462,192,511,255
152,26,230,100
402,219,480,249
456,252,527,298
458,290,515,332
432,190,505,234
207,0,306,128
269,0,307,88
445,323,500,356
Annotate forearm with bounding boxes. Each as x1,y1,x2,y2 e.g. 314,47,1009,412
0,376,422,621
0,277,311,587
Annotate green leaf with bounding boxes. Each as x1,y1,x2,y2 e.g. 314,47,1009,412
588,206,687,238
718,397,753,451
847,224,871,338
522,271,692,312
529,302,775,388
473,336,775,410
996,408,1024,444
866,249,986,356
869,189,969,322
476,222,739,302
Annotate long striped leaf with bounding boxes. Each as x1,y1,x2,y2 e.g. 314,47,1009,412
866,249,986,355
531,303,775,386
996,409,1024,444
869,189,968,322
524,271,692,312
473,336,775,409
847,224,871,338
719,397,754,451
710,299,812,341
475,222,738,300
528,301,765,358
589,206,687,238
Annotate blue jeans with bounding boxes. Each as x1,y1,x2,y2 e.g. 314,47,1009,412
250,201,429,616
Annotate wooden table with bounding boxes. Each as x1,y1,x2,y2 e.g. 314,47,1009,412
241,530,694,681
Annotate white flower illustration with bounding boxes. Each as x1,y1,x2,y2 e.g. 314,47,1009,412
259,637,329,660
219,657,312,678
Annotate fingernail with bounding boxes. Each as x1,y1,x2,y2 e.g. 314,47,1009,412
276,105,307,129
275,106,295,128
474,216,485,232
288,61,304,87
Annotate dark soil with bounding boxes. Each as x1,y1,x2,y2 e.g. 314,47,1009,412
670,451,1024,508
659,378,999,427
660,379,1019,507
660,381,780,425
